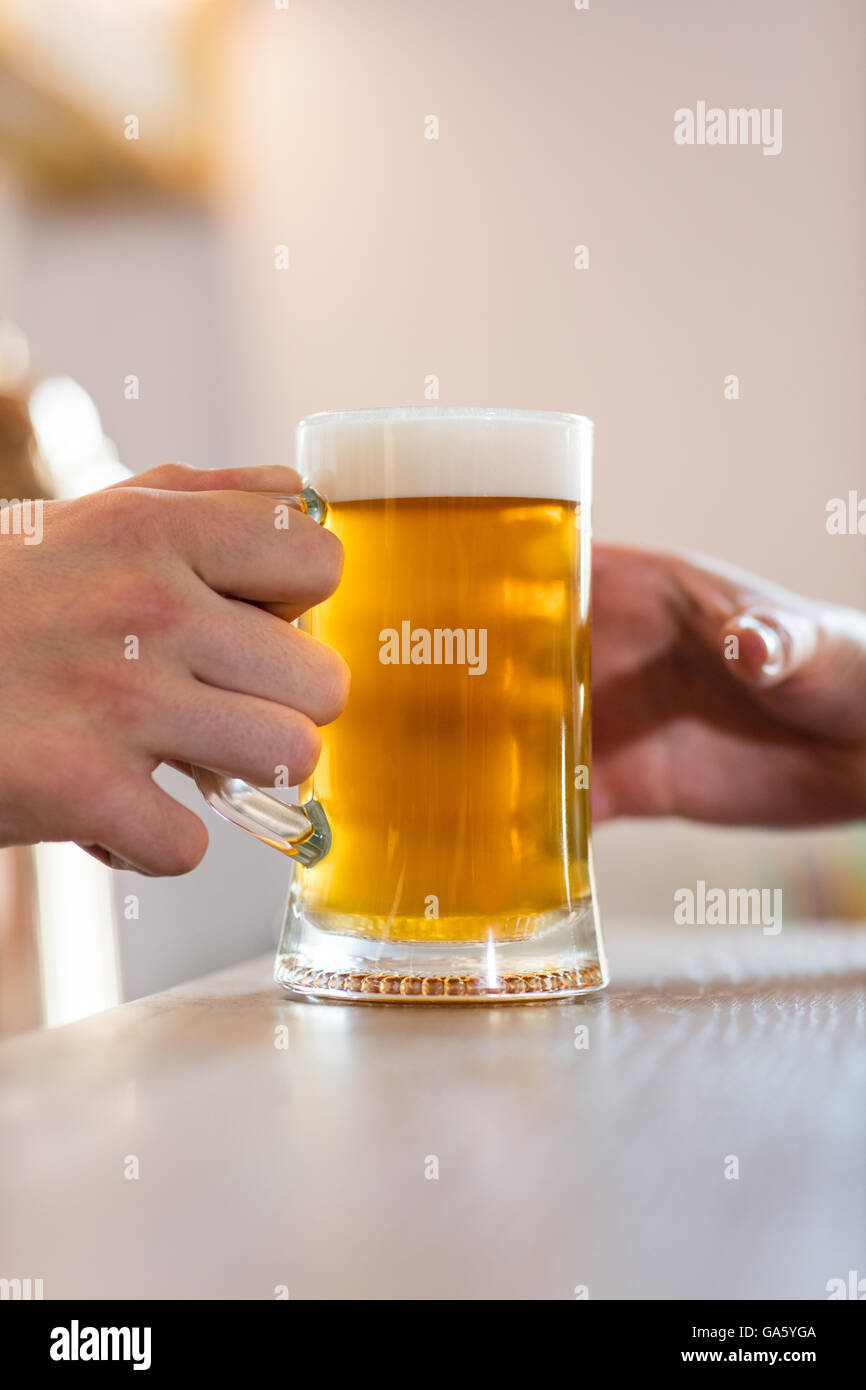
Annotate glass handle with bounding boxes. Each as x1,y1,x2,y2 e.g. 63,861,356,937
191,487,332,868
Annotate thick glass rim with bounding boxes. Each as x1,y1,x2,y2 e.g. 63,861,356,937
297,406,592,431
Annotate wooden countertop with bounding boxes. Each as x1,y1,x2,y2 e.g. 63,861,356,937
1,918,864,1299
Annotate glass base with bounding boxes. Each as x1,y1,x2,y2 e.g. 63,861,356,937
275,896,607,1003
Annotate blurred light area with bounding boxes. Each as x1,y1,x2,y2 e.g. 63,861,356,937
29,375,131,496
0,0,214,130
33,841,121,1027
0,318,29,388
30,376,101,462
0,0,219,196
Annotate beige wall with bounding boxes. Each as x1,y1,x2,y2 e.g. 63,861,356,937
220,0,866,927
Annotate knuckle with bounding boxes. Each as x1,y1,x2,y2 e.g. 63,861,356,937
95,484,164,548
100,568,185,637
77,629,172,739
130,461,198,492
155,462,195,486
93,660,155,736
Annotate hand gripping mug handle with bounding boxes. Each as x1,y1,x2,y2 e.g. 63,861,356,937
191,486,331,869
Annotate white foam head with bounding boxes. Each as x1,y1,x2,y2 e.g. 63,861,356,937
296,407,591,503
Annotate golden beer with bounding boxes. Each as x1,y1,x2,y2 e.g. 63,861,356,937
297,494,591,942
198,406,606,999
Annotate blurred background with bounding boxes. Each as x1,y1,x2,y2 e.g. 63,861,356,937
1,0,864,1033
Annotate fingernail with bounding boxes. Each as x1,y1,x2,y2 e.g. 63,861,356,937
734,614,786,678
728,610,817,685
108,853,139,873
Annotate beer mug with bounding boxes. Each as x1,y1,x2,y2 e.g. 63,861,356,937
194,407,607,1001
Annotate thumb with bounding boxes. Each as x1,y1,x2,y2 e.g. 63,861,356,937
724,609,818,686
109,462,303,495
723,605,866,741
